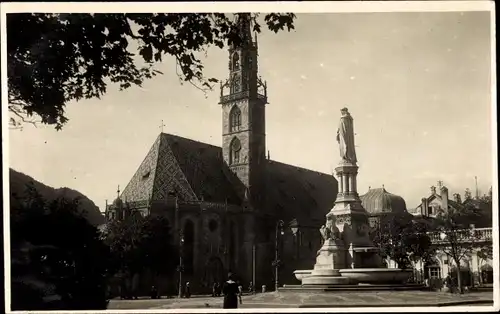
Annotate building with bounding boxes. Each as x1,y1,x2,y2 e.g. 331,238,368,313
105,14,337,294
408,181,493,287
360,186,408,227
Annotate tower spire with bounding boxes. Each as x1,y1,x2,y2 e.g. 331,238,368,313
219,12,267,210
117,185,120,199
235,13,253,48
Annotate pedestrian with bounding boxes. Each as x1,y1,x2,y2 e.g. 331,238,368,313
222,273,239,309
150,285,159,299
248,281,254,294
185,282,191,298
212,282,217,297
238,282,243,304
217,282,222,297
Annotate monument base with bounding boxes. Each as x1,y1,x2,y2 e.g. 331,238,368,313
301,275,352,285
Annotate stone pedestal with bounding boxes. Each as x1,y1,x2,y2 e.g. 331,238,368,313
302,239,351,285
328,161,381,269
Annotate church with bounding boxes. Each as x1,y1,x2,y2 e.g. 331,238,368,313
105,14,338,294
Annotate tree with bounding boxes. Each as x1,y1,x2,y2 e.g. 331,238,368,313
370,213,434,270
7,13,296,130
10,183,113,310
104,213,177,297
432,203,486,294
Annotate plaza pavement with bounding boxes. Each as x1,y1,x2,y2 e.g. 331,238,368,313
107,291,494,309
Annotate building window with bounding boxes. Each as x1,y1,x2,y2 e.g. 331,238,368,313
428,206,433,215
229,106,242,132
230,137,241,164
430,268,440,279
232,52,240,71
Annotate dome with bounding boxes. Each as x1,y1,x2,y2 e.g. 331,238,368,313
360,187,407,214
113,197,123,207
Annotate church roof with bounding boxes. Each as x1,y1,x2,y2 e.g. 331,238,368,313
360,187,407,214
120,133,241,204
266,160,337,223
119,133,337,221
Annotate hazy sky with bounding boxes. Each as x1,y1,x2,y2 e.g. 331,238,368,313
8,11,493,211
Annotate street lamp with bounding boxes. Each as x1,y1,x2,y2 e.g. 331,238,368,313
273,219,284,292
289,219,299,259
289,219,299,236
177,232,185,298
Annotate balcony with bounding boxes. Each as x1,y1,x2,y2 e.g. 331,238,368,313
428,227,492,244
219,90,267,104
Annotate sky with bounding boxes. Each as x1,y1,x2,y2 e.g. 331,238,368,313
8,11,494,211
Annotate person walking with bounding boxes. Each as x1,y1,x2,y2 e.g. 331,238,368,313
238,282,243,304
222,273,239,309
217,282,222,297
212,282,217,297
185,282,191,298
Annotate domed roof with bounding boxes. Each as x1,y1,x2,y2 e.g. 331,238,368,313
360,187,407,214
112,197,123,207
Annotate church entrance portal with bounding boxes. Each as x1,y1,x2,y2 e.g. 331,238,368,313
203,256,225,291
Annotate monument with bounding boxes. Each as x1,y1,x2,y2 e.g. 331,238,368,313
292,108,413,288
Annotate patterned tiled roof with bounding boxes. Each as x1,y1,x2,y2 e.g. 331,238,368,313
119,133,337,220
360,187,407,214
121,133,241,204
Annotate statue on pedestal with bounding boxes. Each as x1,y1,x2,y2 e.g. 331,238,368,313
319,224,332,241
319,216,340,241
336,107,357,164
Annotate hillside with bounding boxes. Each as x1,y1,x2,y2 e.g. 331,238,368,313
9,168,105,226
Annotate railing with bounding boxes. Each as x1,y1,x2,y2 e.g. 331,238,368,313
219,90,267,104
428,227,492,244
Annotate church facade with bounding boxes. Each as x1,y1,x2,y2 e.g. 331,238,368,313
105,14,338,294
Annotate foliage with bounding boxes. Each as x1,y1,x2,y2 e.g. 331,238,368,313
10,183,113,310
10,168,105,226
104,213,178,278
432,203,487,293
370,214,434,269
477,244,493,261
7,13,296,130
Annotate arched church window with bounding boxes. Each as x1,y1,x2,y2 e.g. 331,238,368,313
230,73,241,94
230,137,241,165
232,52,240,71
229,106,242,132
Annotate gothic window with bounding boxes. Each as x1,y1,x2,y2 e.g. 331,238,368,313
230,137,241,165
232,52,240,71
231,73,241,94
229,106,242,132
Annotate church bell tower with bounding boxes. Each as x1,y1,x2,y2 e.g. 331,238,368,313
220,13,268,207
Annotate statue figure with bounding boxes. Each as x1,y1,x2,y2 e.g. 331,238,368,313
320,217,340,241
319,224,332,241
336,107,357,164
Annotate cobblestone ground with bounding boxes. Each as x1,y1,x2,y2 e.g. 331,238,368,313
107,291,494,309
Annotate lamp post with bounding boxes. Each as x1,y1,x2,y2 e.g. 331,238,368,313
289,219,299,259
273,219,284,291
177,232,185,298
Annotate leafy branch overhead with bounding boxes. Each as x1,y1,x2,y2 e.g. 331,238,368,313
7,13,296,130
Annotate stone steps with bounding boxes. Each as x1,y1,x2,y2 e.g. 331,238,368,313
280,283,425,292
